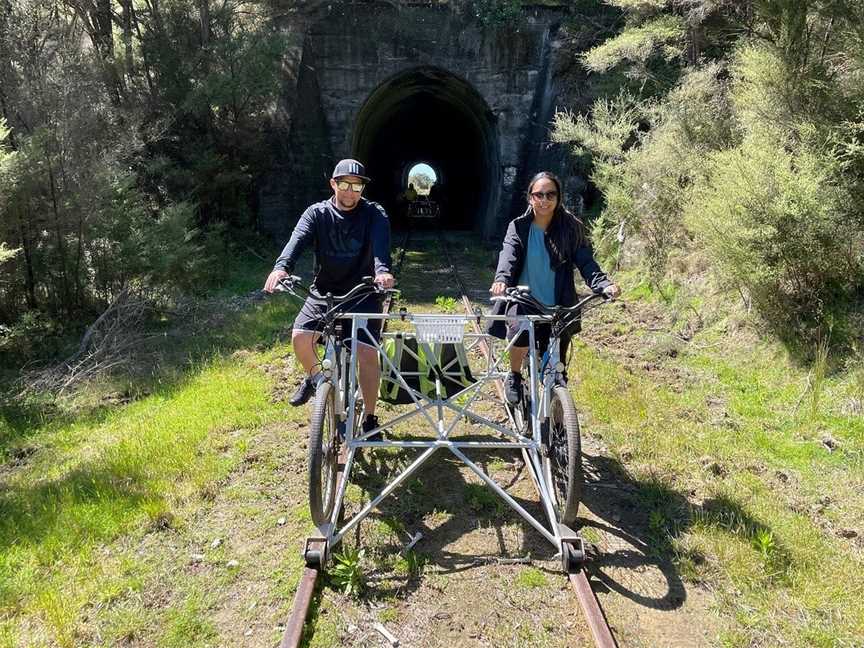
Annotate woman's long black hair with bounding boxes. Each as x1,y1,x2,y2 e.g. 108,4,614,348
524,171,587,268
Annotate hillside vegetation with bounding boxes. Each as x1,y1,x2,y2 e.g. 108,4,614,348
555,0,864,357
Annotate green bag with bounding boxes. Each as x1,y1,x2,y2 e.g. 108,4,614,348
379,335,475,404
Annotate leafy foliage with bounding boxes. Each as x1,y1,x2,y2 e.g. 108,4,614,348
555,1,864,353
583,15,686,74
330,548,366,597
0,0,288,367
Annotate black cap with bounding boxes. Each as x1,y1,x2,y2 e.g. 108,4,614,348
331,159,371,182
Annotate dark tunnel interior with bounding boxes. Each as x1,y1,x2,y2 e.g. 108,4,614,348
353,68,500,233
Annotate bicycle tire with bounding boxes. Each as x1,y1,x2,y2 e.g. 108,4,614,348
546,385,583,527
308,381,339,527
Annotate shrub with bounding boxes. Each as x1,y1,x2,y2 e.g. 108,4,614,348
554,65,733,278
685,129,864,347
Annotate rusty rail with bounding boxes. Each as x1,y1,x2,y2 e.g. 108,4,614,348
569,569,619,648
279,567,318,648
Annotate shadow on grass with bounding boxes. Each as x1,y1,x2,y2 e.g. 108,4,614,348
0,459,157,612
334,443,789,613
579,453,789,612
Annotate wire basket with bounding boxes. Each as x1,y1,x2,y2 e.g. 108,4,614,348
414,317,465,344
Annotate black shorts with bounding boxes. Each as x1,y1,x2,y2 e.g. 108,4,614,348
292,294,383,347
505,302,553,351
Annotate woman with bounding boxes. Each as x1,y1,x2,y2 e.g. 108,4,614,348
489,172,620,404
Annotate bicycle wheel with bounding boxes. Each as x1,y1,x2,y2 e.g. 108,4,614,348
545,385,583,527
308,381,340,527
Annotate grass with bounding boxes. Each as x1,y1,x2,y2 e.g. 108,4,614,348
394,550,426,578
434,295,459,313
464,483,505,517
514,567,548,589
3,233,863,646
570,286,864,647
0,356,289,645
329,547,366,597
0,242,301,646
161,587,218,647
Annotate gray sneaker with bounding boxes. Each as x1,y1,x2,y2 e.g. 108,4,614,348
289,374,320,407
504,371,523,405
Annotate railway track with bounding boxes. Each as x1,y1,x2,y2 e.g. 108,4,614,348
279,228,617,648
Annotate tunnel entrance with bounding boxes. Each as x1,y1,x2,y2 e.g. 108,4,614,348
353,67,500,233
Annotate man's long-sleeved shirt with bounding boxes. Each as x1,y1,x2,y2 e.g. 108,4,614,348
274,197,392,294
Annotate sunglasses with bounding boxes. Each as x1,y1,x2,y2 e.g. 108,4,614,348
530,191,558,201
336,180,366,192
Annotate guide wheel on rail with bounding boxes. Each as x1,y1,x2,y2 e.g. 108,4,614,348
303,538,328,568
561,537,587,573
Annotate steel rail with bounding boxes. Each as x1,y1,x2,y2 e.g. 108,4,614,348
279,443,349,648
569,569,619,648
279,566,317,648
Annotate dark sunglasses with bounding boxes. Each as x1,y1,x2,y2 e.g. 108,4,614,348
336,180,366,192
530,190,558,201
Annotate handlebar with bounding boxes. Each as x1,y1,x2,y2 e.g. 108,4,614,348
275,275,398,322
278,275,389,302
491,286,609,319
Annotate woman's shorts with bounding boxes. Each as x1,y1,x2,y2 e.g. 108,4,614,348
292,294,383,347
504,302,553,351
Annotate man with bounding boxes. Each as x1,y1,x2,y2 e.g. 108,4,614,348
263,159,395,437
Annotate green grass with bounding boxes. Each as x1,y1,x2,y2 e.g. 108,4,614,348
0,359,287,644
329,547,366,597
0,286,299,645
434,295,458,313
570,302,864,646
161,587,218,647
393,550,426,578
514,567,548,589
464,483,505,517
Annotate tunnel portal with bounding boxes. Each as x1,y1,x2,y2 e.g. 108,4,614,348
257,5,574,241
353,68,500,232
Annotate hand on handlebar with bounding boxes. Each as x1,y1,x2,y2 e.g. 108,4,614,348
264,269,289,293
490,281,506,296
375,273,396,289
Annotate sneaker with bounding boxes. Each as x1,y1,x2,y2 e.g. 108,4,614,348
289,373,321,407
504,371,523,405
362,414,383,442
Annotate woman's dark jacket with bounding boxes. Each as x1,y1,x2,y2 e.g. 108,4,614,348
487,213,612,339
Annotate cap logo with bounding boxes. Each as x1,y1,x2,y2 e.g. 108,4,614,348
332,158,370,182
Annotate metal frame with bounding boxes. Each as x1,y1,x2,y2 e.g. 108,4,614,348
313,310,577,561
